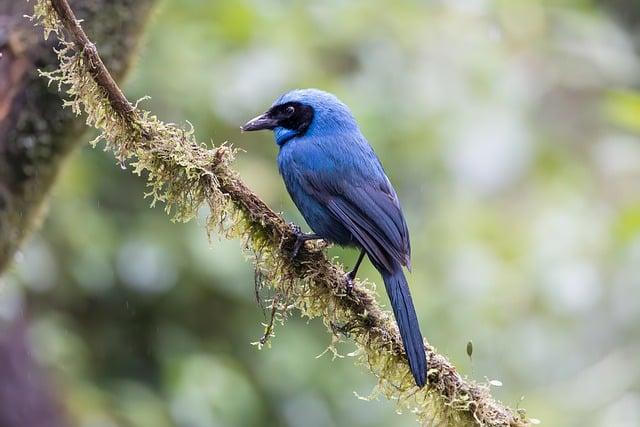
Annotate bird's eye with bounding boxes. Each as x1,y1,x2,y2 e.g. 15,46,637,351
286,106,295,116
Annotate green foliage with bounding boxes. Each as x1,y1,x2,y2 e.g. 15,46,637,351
605,90,640,134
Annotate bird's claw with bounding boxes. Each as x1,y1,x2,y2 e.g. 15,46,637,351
289,222,303,236
291,236,304,259
345,271,356,294
288,223,323,259
289,223,305,259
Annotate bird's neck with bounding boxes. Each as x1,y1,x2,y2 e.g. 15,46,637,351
274,127,299,146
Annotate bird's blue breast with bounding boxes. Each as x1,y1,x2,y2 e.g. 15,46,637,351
277,137,355,245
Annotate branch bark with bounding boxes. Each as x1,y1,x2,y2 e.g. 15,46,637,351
34,0,531,425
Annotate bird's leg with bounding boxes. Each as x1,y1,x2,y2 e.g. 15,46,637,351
290,223,322,258
345,249,366,293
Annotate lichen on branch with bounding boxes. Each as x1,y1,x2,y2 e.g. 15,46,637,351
30,0,531,425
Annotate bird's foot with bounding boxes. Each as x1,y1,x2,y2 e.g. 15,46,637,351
292,237,305,259
289,223,303,258
289,222,303,236
345,270,356,295
289,223,321,259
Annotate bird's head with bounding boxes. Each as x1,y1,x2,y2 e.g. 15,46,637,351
241,88,358,146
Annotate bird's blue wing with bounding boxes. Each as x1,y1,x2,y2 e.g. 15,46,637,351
301,170,411,272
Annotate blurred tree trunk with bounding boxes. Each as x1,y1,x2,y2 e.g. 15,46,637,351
0,0,155,272
0,1,154,426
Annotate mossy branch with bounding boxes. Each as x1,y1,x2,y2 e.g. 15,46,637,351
33,0,532,425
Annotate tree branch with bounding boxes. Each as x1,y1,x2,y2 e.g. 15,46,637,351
35,0,531,425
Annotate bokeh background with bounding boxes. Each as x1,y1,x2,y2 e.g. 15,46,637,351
2,0,640,426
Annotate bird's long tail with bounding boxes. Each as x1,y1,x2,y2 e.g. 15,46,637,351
381,266,427,387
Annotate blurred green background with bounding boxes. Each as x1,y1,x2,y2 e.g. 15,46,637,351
3,0,640,426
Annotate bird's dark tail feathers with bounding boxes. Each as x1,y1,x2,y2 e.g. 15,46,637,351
381,267,427,387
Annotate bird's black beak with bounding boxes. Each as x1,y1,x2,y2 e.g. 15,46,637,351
241,112,278,132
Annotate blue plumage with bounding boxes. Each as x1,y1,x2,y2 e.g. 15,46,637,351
242,88,427,387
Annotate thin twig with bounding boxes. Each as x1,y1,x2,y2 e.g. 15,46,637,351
259,293,279,346
50,0,134,118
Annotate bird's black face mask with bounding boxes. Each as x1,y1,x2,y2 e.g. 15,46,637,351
241,102,314,134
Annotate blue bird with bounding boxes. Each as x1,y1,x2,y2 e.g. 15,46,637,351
242,89,427,387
